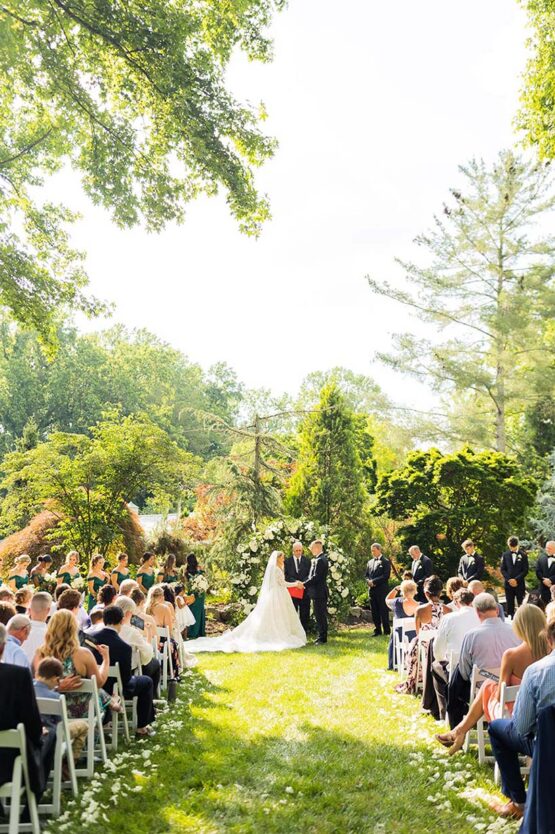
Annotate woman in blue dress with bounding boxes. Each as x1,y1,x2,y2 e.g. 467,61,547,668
385,579,419,670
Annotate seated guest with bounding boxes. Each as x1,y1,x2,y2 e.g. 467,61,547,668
0,586,15,604
85,607,106,634
119,578,139,597
147,584,180,676
57,587,90,632
431,589,479,719
130,589,157,642
437,603,548,753
488,618,555,820
3,614,32,668
0,601,16,625
469,580,505,620
97,584,117,608
385,580,419,671
445,577,466,611
23,592,52,662
14,587,33,614
91,605,156,737
447,593,521,728
395,576,450,695
33,657,89,765
0,624,56,802
116,596,161,692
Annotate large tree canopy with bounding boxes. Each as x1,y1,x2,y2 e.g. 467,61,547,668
0,0,283,340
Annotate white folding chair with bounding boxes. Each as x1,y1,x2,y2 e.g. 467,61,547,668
71,678,107,778
131,648,143,675
494,683,530,784
415,629,438,694
444,651,460,726
156,626,174,691
0,724,40,834
107,663,135,748
463,665,500,764
36,695,78,817
393,618,416,678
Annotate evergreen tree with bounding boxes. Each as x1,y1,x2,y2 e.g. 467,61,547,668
286,383,368,551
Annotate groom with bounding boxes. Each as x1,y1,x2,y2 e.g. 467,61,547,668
303,539,329,645
285,541,311,632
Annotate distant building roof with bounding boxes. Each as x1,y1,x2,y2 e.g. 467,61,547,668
138,513,178,535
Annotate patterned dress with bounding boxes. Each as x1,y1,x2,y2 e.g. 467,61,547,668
395,601,445,695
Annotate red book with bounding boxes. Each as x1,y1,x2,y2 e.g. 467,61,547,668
288,586,304,599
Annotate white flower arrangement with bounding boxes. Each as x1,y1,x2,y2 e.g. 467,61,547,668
72,576,85,590
190,574,209,595
43,571,57,584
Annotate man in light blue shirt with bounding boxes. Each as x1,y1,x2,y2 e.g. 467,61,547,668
458,593,520,681
488,619,555,821
2,614,32,669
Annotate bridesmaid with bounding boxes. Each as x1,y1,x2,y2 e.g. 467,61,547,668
57,551,81,587
86,554,109,612
157,553,179,585
8,554,31,590
186,553,206,639
30,554,54,588
110,552,130,592
137,552,157,594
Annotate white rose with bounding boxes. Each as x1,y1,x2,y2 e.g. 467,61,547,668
248,586,258,596
331,570,340,580
341,588,349,598
329,607,337,614
231,577,241,585
249,540,259,552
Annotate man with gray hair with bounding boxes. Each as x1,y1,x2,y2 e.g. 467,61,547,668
23,591,52,663
536,540,555,604
409,545,433,603
3,614,32,668
119,578,139,597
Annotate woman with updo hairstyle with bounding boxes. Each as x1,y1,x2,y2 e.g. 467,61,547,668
30,554,53,588
185,553,206,639
57,551,80,587
137,552,157,593
8,554,31,590
157,553,178,585
385,579,419,670
110,552,129,593
445,576,466,610
86,554,109,612
97,583,117,607
14,587,33,614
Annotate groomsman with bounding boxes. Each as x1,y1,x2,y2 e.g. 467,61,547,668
284,541,311,632
500,536,528,617
409,545,433,603
536,540,555,604
303,540,329,645
365,543,391,637
457,539,484,583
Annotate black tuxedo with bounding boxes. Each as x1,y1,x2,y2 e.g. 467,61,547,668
304,553,329,642
0,663,55,798
500,548,529,616
285,554,311,631
536,553,555,603
365,555,391,635
411,555,433,602
457,553,484,582
92,626,155,729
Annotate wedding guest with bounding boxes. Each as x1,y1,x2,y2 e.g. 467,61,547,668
91,605,156,736
468,580,505,620
146,584,180,674
116,596,161,692
8,554,31,590
57,588,90,631
0,586,15,604
23,591,52,662
130,589,157,642
157,553,179,585
500,536,529,617
110,552,130,592
437,604,549,755
457,539,484,582
33,657,89,765
431,589,479,719
445,577,466,611
385,579,419,670
0,624,56,802
97,584,117,607
487,618,555,820
14,587,33,614
186,553,206,639
85,607,106,634
57,551,80,587
4,614,32,668
86,554,109,612
546,593,555,623
536,540,555,605
54,583,70,603
285,541,311,632
30,555,54,589
409,545,433,603
365,543,391,637
0,601,16,625
119,578,139,597
447,593,520,728
136,552,157,594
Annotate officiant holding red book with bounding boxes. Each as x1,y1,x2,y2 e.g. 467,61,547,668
284,541,311,632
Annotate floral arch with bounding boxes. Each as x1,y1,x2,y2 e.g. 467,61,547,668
232,518,351,617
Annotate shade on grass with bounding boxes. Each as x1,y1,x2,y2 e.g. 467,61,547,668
45,631,519,834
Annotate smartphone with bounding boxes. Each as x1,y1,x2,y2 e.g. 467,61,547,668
131,614,145,631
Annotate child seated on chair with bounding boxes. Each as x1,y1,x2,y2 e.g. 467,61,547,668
33,656,89,766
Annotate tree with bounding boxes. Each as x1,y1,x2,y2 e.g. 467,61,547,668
0,0,284,340
368,151,555,453
375,446,537,576
0,412,200,558
518,0,555,160
286,383,369,552
533,450,555,541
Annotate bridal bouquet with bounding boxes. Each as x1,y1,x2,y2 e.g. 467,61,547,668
190,574,209,595
72,576,85,590
43,571,57,584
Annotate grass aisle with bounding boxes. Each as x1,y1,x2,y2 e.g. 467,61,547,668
47,631,521,834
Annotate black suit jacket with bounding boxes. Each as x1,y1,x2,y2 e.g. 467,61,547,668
536,554,555,601
304,554,328,599
457,553,484,582
365,556,391,593
284,554,311,583
91,626,132,695
0,663,44,794
500,549,528,586
411,555,433,588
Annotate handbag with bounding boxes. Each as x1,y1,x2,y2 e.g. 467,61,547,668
288,586,304,599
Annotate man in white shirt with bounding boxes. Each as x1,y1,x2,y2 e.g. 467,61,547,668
431,589,478,720
22,591,52,663
115,596,160,694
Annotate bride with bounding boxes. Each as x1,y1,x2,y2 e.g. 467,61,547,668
186,550,307,653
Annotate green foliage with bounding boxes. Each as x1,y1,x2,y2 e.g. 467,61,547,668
368,151,555,453
519,0,555,159
286,383,369,552
375,446,538,576
0,0,283,340
0,411,200,558
532,449,555,540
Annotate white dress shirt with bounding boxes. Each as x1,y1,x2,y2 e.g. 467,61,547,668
433,605,479,664
119,623,154,666
22,620,47,662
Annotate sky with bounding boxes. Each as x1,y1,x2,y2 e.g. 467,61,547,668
62,0,529,405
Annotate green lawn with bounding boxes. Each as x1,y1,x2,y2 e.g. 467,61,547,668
46,631,519,834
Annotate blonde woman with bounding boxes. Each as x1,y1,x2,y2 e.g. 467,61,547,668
146,584,180,675
8,555,31,590
57,551,80,587
436,603,549,754
386,579,419,670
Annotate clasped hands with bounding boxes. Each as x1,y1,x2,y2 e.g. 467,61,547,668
294,581,304,589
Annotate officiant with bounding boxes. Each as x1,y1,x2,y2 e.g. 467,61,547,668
285,541,311,631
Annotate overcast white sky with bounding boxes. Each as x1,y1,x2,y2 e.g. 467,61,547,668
64,0,529,404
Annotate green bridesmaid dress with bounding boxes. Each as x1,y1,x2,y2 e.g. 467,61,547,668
137,570,155,591
111,569,129,589
86,575,107,611
187,570,206,639
58,570,77,586
9,574,28,590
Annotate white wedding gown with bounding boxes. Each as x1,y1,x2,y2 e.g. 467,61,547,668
186,553,307,653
